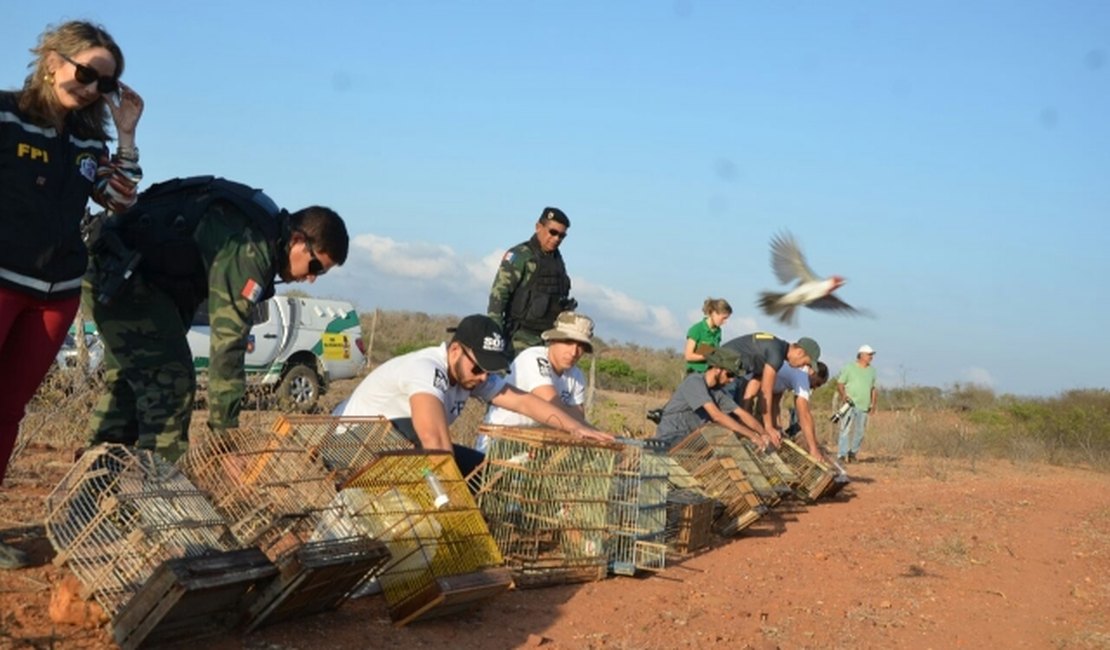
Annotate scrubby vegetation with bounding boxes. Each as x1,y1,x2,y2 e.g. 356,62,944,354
16,309,1108,473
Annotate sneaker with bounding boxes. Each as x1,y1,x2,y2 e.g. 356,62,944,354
848,452,858,463
837,456,848,464
0,541,31,570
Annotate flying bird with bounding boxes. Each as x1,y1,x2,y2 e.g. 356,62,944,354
757,231,870,326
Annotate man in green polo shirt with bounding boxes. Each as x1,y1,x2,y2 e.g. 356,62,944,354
836,344,878,462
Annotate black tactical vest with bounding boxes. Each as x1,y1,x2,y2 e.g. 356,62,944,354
113,176,285,318
508,238,571,333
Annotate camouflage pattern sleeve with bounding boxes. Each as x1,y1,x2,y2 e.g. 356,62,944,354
486,244,530,328
202,220,276,430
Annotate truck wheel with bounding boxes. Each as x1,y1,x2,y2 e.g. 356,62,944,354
277,364,319,412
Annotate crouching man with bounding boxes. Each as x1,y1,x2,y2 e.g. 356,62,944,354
334,314,612,476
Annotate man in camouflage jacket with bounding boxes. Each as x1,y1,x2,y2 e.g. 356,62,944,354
487,207,575,357
83,177,349,460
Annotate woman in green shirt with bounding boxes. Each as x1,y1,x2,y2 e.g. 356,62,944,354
684,297,732,373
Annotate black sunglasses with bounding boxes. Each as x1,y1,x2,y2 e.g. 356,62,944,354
59,53,118,94
547,228,568,240
460,346,486,376
295,230,327,276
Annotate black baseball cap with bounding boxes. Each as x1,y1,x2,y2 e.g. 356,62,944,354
539,207,570,227
448,315,511,373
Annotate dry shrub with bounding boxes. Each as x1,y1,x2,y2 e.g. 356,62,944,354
16,367,104,454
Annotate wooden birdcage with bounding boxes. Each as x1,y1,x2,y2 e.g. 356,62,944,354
43,445,266,648
475,425,620,588
270,414,411,485
775,439,836,501
667,425,766,536
341,450,511,626
664,488,715,556
177,427,390,631
697,428,791,506
607,438,670,576
112,548,276,650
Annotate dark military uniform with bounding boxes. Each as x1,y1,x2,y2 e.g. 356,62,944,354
83,177,284,460
721,333,790,376
487,235,572,356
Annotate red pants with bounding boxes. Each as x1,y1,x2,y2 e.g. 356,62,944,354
0,285,79,483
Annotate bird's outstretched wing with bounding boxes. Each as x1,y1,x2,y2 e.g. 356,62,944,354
808,294,872,317
770,231,819,285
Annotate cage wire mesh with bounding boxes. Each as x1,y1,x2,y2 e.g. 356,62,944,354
177,426,343,556
270,414,412,484
744,439,800,492
177,427,390,629
701,428,793,505
667,425,766,536
340,450,510,626
607,438,670,576
776,439,837,501
44,444,236,618
475,425,620,588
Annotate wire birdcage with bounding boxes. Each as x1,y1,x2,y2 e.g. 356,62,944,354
271,414,412,484
177,427,390,630
607,438,669,576
667,425,766,536
698,428,790,506
775,439,837,501
475,425,620,588
44,445,237,619
664,488,715,556
341,450,511,626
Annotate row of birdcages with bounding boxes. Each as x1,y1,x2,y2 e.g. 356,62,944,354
44,417,846,647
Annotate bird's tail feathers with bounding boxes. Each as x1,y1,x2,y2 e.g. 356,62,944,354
757,292,797,326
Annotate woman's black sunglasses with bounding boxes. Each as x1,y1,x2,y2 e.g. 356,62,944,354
59,53,119,94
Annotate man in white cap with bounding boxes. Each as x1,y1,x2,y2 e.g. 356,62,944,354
836,344,878,463
479,311,594,452
334,314,611,476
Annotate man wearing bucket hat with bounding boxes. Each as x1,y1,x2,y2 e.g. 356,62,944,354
479,311,595,451
651,347,770,450
721,332,822,448
836,344,878,463
334,314,611,476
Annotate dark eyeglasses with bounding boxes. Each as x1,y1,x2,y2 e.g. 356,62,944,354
547,228,568,240
460,346,486,376
58,53,118,94
296,230,327,276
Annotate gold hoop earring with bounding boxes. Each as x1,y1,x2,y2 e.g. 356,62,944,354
44,71,55,84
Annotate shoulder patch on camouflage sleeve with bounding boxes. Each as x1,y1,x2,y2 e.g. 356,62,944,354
241,278,264,303
503,251,515,263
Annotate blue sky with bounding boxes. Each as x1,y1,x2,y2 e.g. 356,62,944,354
5,2,1108,396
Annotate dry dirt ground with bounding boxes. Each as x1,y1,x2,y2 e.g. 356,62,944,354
1,418,1108,648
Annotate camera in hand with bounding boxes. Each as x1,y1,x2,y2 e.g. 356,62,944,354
830,398,855,423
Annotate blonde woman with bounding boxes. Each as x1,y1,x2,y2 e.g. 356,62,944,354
0,20,143,569
684,297,731,373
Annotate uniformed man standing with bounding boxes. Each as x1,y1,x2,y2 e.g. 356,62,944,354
83,176,349,461
487,207,575,357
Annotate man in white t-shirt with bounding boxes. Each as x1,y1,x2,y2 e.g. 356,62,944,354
479,311,593,451
334,314,611,476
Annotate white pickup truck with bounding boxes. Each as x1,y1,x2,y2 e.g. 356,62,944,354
187,295,366,411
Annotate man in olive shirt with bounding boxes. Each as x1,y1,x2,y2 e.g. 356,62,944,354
652,348,769,450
